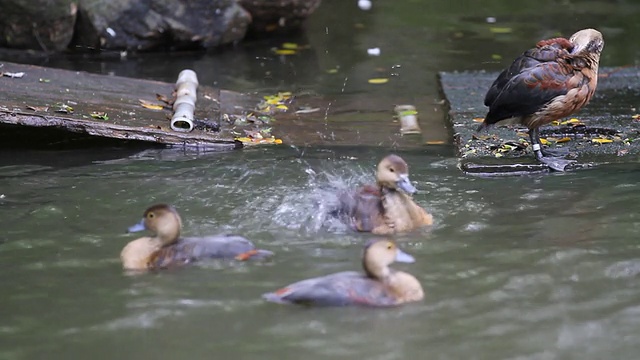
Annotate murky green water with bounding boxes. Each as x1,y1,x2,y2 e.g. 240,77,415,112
2,0,640,359
2,147,640,359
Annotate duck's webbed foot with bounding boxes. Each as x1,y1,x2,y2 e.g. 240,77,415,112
538,155,576,172
529,128,575,172
541,147,569,157
533,145,575,171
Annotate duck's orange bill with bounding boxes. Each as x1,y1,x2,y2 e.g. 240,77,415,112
235,249,259,261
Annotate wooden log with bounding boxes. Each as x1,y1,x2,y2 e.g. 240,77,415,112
0,61,242,150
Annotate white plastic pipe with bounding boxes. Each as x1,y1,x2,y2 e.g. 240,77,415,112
171,69,199,132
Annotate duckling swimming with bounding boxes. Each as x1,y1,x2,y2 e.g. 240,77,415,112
121,204,273,270
335,154,433,234
262,239,423,307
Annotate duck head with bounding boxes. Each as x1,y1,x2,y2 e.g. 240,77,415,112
569,28,604,58
127,204,182,246
376,154,417,194
362,239,415,279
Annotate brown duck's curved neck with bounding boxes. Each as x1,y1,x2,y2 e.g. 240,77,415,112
362,258,390,281
152,213,182,247
155,228,180,247
363,259,376,279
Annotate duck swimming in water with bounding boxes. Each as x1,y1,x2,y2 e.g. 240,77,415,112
121,204,273,271
262,239,424,307
334,154,433,234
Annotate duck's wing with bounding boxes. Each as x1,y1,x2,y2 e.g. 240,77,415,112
483,38,574,123
183,235,274,260
482,59,578,127
148,235,273,268
262,271,397,307
352,186,387,232
332,184,385,232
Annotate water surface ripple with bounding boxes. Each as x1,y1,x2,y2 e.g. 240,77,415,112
1,148,640,359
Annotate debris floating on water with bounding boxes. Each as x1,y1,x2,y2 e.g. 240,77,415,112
367,47,381,56
358,0,372,11
394,105,422,135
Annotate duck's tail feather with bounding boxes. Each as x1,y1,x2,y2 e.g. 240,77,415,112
262,291,291,304
235,249,274,261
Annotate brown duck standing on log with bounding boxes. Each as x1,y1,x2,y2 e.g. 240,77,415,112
478,28,604,171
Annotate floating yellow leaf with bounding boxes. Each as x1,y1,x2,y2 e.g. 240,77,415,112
368,78,389,84
235,136,283,145
491,54,502,60
556,137,571,143
472,117,484,122
326,68,339,74
281,43,298,50
632,114,640,120
540,138,550,145
276,104,288,111
592,138,613,144
273,49,296,55
489,27,513,34
425,140,446,145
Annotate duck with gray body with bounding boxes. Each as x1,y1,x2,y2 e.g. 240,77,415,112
262,239,424,307
122,204,273,270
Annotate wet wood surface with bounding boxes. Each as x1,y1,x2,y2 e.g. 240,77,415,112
0,61,243,150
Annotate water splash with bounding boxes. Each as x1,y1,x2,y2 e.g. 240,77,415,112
271,163,371,234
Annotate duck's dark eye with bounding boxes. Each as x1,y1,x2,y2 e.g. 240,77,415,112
387,243,393,250
389,167,395,172
148,213,155,219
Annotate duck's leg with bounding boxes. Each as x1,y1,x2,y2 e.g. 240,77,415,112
529,128,575,172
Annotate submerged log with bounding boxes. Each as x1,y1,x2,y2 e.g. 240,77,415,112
0,61,248,150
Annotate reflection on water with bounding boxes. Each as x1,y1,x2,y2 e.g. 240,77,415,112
1,147,640,359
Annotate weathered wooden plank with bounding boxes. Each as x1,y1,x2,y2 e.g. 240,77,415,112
0,61,243,149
